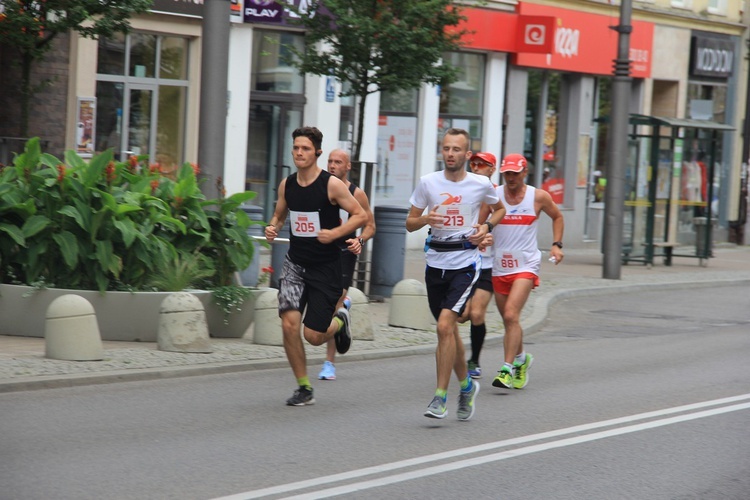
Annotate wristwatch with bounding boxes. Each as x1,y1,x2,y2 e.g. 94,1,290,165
552,241,563,249
484,221,494,232
358,237,365,247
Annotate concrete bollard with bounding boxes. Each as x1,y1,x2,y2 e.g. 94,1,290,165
157,293,212,353
388,279,435,331
347,287,375,340
252,289,282,346
45,294,103,361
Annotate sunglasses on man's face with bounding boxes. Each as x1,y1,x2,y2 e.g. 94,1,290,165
470,161,493,168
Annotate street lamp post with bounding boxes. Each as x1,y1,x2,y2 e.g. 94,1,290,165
602,0,633,280
198,0,231,196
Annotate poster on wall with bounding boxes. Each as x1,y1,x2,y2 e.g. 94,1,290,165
76,97,96,158
376,115,417,208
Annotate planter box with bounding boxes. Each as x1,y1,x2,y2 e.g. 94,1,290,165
203,287,272,339
0,284,213,342
0,284,274,342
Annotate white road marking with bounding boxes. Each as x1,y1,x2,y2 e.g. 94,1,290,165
212,394,750,500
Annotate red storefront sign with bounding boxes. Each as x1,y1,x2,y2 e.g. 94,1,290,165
453,9,554,55
514,3,653,78
455,4,653,78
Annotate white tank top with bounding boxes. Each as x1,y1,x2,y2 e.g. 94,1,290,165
492,185,541,276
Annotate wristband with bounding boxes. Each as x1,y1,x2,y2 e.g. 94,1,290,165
484,221,494,232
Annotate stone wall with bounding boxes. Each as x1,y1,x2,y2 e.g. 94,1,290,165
0,32,70,161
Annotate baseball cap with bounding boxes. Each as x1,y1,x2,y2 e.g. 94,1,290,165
500,153,528,173
469,152,496,167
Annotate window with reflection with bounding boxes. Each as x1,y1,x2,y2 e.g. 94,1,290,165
95,32,190,171
437,52,485,163
252,31,304,93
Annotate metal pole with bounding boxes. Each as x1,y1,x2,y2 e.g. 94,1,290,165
602,0,633,280
198,0,231,197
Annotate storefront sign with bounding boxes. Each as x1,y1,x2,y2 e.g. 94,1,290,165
690,34,734,78
514,3,654,78
243,0,325,25
517,15,556,54
151,0,204,18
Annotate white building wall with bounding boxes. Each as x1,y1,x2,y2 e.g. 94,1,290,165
483,52,507,186
224,24,253,196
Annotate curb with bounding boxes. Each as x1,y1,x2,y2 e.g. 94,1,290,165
2,277,748,393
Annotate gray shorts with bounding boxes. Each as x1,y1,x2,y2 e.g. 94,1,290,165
278,255,342,333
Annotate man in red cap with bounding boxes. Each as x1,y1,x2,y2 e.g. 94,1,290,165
464,151,498,380
490,153,564,391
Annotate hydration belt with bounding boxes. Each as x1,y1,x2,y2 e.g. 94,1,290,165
428,240,478,252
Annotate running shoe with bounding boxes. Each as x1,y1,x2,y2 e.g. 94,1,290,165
286,386,315,406
334,307,352,354
513,353,534,389
457,381,480,421
467,360,482,379
318,360,336,380
492,366,514,389
424,395,447,419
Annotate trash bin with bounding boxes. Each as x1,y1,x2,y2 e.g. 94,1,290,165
369,206,409,298
694,217,717,257
269,218,290,289
239,205,265,286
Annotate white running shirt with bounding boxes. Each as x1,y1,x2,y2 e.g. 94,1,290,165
410,171,499,270
492,185,541,276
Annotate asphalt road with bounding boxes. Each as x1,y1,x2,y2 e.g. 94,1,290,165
1,284,749,500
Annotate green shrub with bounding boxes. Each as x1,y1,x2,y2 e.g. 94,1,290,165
0,138,261,292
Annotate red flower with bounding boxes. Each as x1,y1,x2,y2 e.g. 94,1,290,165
105,161,116,183
56,164,66,183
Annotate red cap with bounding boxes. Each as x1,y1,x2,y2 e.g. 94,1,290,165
469,152,496,167
500,153,528,173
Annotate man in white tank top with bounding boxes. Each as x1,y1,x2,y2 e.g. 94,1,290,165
490,153,564,392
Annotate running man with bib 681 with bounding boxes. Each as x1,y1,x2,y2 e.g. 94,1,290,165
490,153,564,391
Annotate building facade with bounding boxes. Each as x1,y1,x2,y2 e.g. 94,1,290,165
1,0,747,253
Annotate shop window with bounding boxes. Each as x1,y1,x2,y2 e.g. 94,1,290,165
252,31,304,93
437,52,485,163
524,70,563,201
377,89,420,206
95,32,190,170
97,33,126,76
687,83,727,122
707,0,727,15
129,33,157,78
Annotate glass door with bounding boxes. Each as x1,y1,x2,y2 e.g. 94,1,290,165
125,85,157,160
245,102,302,218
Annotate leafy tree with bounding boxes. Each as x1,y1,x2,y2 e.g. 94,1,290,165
0,0,153,137
286,0,467,161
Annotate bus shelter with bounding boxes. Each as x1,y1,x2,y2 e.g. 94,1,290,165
621,114,733,267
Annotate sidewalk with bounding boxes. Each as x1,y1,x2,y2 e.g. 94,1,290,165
1,245,749,393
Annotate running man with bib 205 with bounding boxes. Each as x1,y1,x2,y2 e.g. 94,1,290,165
406,128,506,421
490,153,564,392
265,127,367,407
